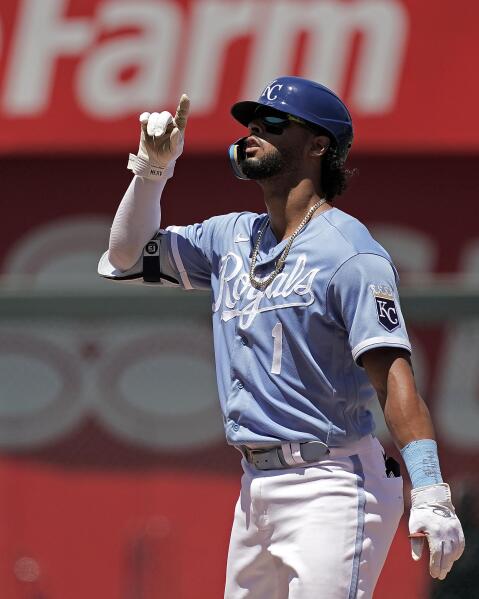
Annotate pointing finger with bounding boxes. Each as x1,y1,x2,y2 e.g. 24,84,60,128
174,94,190,131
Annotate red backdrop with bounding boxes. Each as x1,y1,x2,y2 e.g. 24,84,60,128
0,0,478,153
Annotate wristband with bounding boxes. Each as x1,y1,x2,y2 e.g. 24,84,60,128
127,154,174,180
400,439,443,489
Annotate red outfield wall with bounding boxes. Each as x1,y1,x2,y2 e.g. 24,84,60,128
0,153,478,598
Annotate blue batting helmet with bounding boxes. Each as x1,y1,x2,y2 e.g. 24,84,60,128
230,76,353,163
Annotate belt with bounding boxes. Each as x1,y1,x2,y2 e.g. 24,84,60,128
240,441,330,470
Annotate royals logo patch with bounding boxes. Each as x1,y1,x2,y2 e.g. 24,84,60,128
370,285,400,332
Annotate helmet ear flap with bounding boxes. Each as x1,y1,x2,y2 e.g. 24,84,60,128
228,137,249,180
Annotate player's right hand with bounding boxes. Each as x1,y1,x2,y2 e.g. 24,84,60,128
137,94,190,169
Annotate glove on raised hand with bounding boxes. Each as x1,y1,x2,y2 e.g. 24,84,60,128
128,94,190,180
409,482,465,580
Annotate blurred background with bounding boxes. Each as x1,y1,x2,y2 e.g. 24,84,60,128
1,0,478,597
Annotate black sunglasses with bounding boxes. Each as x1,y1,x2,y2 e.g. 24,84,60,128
252,107,318,135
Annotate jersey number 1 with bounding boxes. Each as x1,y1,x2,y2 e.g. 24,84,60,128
271,322,283,375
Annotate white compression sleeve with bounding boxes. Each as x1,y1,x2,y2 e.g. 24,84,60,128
108,175,168,271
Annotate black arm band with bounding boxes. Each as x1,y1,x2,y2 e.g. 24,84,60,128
142,234,179,285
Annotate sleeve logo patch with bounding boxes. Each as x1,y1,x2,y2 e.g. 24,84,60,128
370,284,400,332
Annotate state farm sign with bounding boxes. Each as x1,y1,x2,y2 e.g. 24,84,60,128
0,0,478,153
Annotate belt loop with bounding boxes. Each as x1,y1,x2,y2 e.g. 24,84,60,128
280,443,297,466
290,442,305,465
280,442,305,466
239,446,252,463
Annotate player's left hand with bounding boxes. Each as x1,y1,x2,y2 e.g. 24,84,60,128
409,483,465,580
138,94,190,169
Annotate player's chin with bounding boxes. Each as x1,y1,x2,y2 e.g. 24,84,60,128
240,153,284,180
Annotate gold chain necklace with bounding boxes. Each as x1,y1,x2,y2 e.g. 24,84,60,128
249,198,327,290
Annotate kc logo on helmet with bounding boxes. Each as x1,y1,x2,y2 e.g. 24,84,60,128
261,82,284,101
370,285,400,332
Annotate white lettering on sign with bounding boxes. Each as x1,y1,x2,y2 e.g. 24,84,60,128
181,0,257,113
4,0,93,115
243,0,408,114
0,0,409,119
77,1,180,117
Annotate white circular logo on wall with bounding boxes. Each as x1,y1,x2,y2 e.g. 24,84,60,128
94,323,221,450
1,217,223,450
3,217,112,289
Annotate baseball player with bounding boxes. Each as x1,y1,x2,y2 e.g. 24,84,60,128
98,76,464,598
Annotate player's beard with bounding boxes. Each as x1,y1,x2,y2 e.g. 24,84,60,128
240,146,297,180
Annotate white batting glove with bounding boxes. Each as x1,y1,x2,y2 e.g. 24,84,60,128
128,94,190,180
409,483,465,580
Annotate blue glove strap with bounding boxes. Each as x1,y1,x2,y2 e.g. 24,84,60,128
400,439,443,488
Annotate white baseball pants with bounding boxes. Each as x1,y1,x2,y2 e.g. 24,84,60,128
224,435,404,599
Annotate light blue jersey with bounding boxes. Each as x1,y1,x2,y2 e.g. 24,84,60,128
99,208,411,446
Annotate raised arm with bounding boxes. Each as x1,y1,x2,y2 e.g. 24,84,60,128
107,95,190,271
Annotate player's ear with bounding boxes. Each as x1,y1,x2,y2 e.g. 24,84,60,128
309,135,330,158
